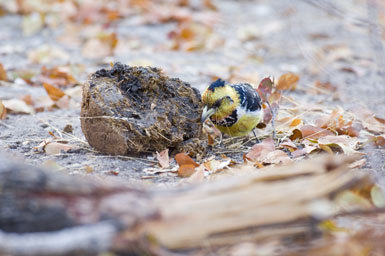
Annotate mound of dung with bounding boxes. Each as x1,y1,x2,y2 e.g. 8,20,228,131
81,63,204,155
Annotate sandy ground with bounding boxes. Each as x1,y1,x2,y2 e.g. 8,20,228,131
0,0,384,185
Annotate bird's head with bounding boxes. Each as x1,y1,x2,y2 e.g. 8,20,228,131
201,79,239,123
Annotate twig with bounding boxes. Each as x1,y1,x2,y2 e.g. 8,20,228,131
266,101,276,142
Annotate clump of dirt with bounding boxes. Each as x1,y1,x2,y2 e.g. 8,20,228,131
81,63,205,155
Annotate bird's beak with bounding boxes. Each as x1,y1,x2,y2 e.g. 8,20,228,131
201,106,215,123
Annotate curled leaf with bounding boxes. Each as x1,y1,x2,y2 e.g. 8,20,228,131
156,149,170,169
175,153,199,178
257,77,274,102
204,159,231,173
371,185,385,208
43,83,66,101
175,153,199,167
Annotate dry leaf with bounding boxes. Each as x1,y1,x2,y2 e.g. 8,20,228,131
204,159,231,173
178,164,197,178
336,191,372,211
276,73,299,90
43,83,66,101
353,106,385,134
186,164,205,183
203,0,217,11
264,150,292,165
169,21,221,51
290,118,302,127
371,185,385,207
85,165,94,173
175,153,199,178
2,99,35,114
318,135,360,155
315,108,362,137
370,135,385,147
348,158,366,169
28,45,70,64
38,66,77,87
33,95,55,112
0,100,7,119
55,95,70,109
257,77,274,102
156,149,170,169
82,38,111,58
0,63,7,81
280,139,297,151
44,142,73,155
175,153,199,167
245,138,275,162
300,125,334,139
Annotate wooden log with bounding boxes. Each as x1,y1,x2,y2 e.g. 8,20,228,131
0,154,377,255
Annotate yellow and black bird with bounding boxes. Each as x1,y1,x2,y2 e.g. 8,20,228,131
201,78,263,137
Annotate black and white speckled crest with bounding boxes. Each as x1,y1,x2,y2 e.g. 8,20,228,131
208,78,226,91
211,109,238,127
233,83,262,111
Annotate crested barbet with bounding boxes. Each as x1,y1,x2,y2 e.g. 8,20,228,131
201,78,263,137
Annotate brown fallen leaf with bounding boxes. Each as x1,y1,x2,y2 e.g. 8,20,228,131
300,125,334,139
175,153,199,167
264,150,292,165
178,164,197,178
315,108,362,137
257,77,274,103
156,149,170,169
291,143,318,158
276,73,299,91
245,138,275,162
38,66,78,87
0,63,7,81
175,153,200,178
353,106,385,134
0,100,7,119
43,83,66,101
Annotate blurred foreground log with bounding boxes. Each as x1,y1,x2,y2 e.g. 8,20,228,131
0,154,382,255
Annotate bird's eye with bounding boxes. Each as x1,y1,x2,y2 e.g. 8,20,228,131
223,96,233,103
213,99,222,109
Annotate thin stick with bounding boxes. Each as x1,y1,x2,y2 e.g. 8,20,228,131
266,101,276,142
